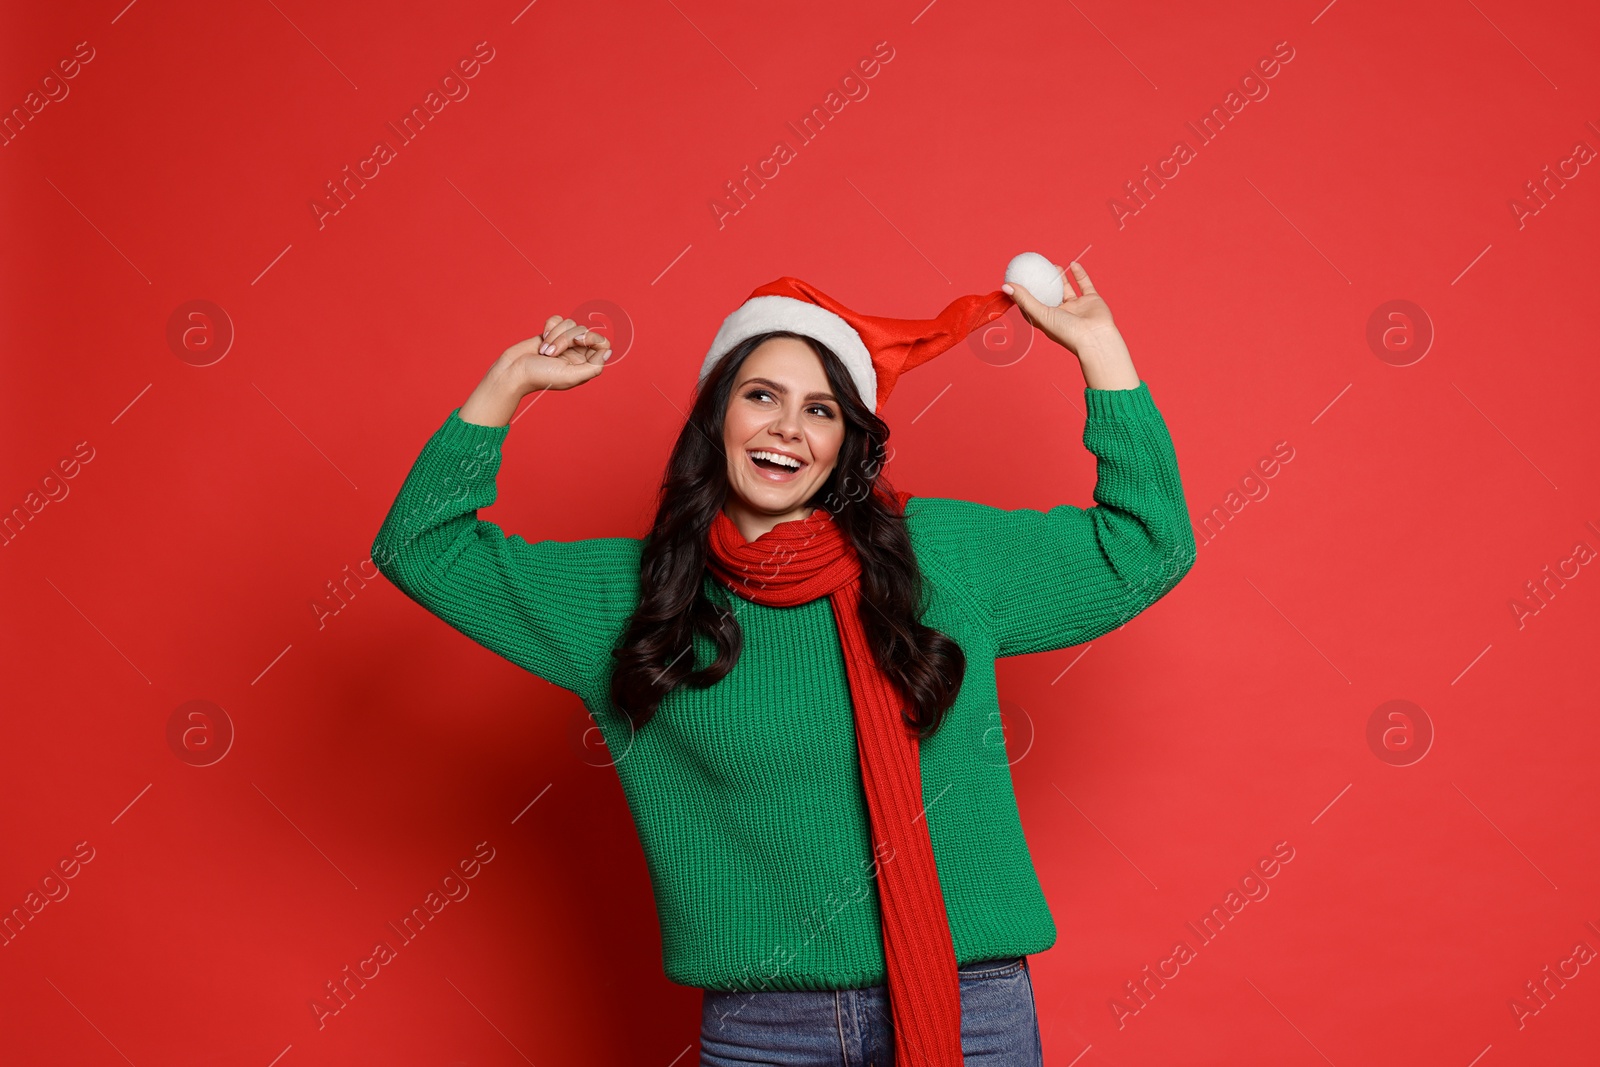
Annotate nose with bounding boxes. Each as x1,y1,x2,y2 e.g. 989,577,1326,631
768,402,804,441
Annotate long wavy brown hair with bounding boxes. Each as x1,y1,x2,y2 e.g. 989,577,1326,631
607,330,966,738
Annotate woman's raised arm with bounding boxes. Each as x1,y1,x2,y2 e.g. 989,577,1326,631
370,319,641,694
930,261,1196,657
917,383,1195,658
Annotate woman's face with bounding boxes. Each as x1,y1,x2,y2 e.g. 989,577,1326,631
721,337,847,529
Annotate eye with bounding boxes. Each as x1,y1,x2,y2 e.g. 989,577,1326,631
743,388,835,419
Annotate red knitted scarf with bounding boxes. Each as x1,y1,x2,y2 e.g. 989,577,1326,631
705,490,966,1066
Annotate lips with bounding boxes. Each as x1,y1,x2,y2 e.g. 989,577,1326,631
747,450,805,482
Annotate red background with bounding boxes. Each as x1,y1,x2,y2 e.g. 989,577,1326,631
3,0,1597,1063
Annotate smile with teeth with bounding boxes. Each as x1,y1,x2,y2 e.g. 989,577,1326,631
748,449,805,479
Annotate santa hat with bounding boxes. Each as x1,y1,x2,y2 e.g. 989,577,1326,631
697,252,1067,414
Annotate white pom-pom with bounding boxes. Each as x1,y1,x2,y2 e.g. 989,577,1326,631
1005,252,1064,307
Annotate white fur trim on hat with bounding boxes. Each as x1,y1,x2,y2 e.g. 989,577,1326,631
697,295,877,411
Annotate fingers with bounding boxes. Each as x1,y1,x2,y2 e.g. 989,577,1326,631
1067,260,1095,298
1002,275,1048,327
1041,258,1072,303
1008,258,1081,307
540,317,578,355
580,331,612,365
537,317,615,368
542,318,593,359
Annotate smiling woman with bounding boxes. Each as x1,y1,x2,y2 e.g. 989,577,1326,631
371,256,1196,1066
611,323,964,744
721,337,848,538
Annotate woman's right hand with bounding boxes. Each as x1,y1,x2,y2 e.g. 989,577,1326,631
460,315,613,426
504,314,613,393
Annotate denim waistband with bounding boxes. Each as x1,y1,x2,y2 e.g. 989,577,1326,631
959,954,1024,969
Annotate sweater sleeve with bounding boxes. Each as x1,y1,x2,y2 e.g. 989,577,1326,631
370,406,641,695
917,382,1196,658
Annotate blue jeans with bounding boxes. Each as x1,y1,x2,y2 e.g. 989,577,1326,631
699,955,1044,1066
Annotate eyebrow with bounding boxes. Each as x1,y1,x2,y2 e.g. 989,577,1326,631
740,377,837,403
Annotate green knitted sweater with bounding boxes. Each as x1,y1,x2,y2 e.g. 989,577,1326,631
371,381,1195,992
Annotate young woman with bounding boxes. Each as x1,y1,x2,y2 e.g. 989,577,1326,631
371,260,1195,1066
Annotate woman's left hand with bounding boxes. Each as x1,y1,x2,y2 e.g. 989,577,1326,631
1002,259,1114,353
1003,260,1140,390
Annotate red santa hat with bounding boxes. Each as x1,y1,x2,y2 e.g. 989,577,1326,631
697,252,1067,414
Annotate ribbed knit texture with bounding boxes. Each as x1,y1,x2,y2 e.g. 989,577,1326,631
836,579,964,1064
705,495,965,1065
371,381,1196,992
